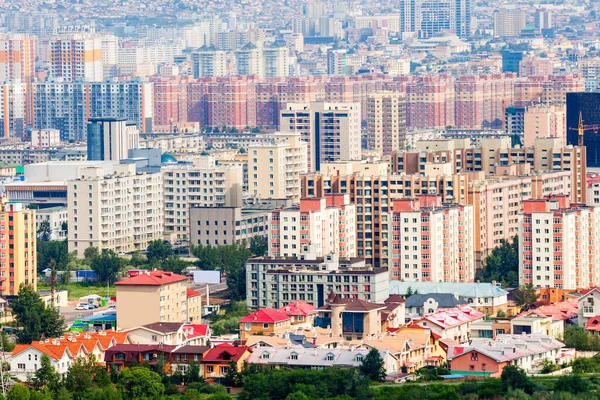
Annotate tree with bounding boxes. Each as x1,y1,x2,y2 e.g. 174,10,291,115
406,287,414,297
513,284,540,310
13,284,65,343
7,384,30,400
90,250,124,285
184,362,203,384
563,326,600,351
117,367,164,400
84,247,100,264
501,365,532,394
249,236,268,257
480,236,519,286
221,360,242,387
496,310,507,318
37,220,52,241
146,240,173,263
30,354,60,391
0,331,14,351
37,241,72,272
65,355,106,400
130,251,147,268
554,374,589,394
359,348,386,382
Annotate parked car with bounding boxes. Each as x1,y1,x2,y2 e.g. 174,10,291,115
75,303,88,311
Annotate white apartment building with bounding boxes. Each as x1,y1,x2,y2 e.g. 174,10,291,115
162,163,243,242
366,92,407,155
0,82,27,138
263,46,289,78
391,196,475,283
50,34,103,82
191,50,227,78
519,196,600,290
36,206,68,240
235,43,263,77
280,102,361,172
269,194,356,258
247,133,307,204
31,129,61,148
67,163,163,256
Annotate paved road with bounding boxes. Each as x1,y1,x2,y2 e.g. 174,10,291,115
190,282,228,295
60,305,111,325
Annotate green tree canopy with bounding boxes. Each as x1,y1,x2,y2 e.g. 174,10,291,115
249,236,268,257
563,325,600,351
90,249,125,285
513,284,540,310
37,220,51,241
117,366,164,400
29,354,60,391
13,284,65,343
501,365,532,394
359,348,386,382
146,240,173,263
37,240,72,272
7,384,30,400
480,236,519,286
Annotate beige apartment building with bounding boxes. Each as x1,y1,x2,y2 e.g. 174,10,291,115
392,137,587,203
523,105,565,147
115,270,189,330
50,34,103,82
67,163,163,256
280,102,361,171
162,162,243,242
247,133,307,204
366,92,407,155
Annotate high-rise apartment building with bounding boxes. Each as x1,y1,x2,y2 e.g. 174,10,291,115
535,9,553,30
33,81,153,141
327,49,347,75
280,102,361,172
0,200,36,296
523,105,565,147
87,118,139,162
235,43,263,78
263,46,289,78
400,0,471,38
247,133,307,203
269,194,356,258
519,57,553,77
50,35,103,82
67,163,163,256
390,196,474,283
191,49,227,78
366,92,407,155
493,7,527,37
0,34,35,83
162,163,243,242
519,196,600,290
405,75,455,129
0,82,28,138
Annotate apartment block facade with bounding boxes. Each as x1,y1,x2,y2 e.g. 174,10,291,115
519,196,600,290
390,196,474,282
0,33,35,83
67,163,164,256
247,133,307,203
365,92,407,155
246,254,389,309
0,201,36,296
50,34,103,82
269,194,356,258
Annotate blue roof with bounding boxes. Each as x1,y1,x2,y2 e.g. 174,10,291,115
405,293,467,308
81,313,116,323
389,281,508,298
161,153,177,163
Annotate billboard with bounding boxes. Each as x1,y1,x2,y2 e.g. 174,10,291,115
193,270,221,284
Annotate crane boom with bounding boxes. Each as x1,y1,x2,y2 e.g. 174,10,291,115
569,111,600,146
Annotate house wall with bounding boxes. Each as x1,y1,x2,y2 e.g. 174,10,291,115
116,285,160,330
449,351,506,377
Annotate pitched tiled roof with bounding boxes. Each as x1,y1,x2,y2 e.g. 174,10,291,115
239,308,291,323
417,305,484,329
320,295,386,312
141,322,183,334
585,316,600,332
172,345,210,354
187,288,202,298
279,301,318,316
182,324,209,339
115,270,188,286
390,281,508,298
405,293,467,308
202,343,249,362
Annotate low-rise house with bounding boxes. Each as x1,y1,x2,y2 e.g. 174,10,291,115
170,345,211,375
316,294,387,341
201,343,251,381
404,294,466,320
381,296,405,331
238,308,292,340
447,334,565,377
469,319,512,340
413,305,484,344
511,315,562,338
247,347,398,375
104,344,176,372
390,282,508,315
123,322,210,346
187,288,203,323
278,301,318,327
9,330,129,379
578,287,600,328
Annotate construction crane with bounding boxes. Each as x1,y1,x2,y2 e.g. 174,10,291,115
570,111,600,146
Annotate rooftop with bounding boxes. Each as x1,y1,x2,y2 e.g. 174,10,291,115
115,270,188,286
390,281,508,298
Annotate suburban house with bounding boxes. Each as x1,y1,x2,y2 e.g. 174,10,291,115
238,308,292,340
187,288,204,323
9,330,129,379
447,334,565,377
404,293,466,320
469,318,512,340
390,282,508,315
201,343,251,381
315,293,387,341
169,345,211,375
578,287,600,328
278,301,318,327
123,322,210,346
412,305,484,344
510,314,563,338
104,344,176,371
247,347,398,375
381,295,406,331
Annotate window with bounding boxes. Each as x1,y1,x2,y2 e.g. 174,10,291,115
470,352,478,361
207,366,214,373
262,352,270,359
290,352,298,360
263,323,269,329
17,363,25,370
326,353,335,361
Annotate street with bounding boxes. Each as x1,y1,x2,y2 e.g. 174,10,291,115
60,305,111,325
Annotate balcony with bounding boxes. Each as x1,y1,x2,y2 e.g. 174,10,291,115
583,307,596,318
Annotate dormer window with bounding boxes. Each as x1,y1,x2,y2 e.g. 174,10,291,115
290,352,298,360
326,353,335,361
355,355,364,362
262,352,270,359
